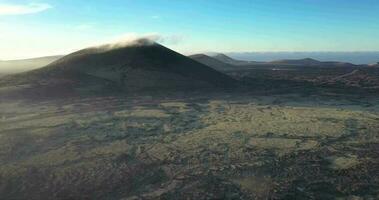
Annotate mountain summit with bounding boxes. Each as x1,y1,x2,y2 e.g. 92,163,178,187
0,40,237,97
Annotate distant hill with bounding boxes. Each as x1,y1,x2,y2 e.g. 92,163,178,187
0,40,237,97
227,52,379,65
269,58,357,67
270,58,322,66
0,56,62,74
207,54,357,68
368,62,379,67
189,54,235,71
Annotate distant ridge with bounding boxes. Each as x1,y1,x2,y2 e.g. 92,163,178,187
270,58,321,65
227,52,379,65
0,55,62,74
212,53,260,66
190,54,360,71
268,58,357,67
206,54,358,68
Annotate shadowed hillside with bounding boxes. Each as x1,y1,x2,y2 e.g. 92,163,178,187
322,68,379,89
189,54,235,71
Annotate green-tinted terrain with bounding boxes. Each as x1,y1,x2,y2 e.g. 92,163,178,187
1,42,379,199
1,93,378,199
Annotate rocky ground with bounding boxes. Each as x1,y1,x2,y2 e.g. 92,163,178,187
0,93,379,199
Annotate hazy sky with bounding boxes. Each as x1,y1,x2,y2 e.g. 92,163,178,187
1,0,379,60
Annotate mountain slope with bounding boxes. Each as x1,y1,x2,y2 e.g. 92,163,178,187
212,54,258,66
0,40,237,97
325,68,379,89
0,56,62,74
189,54,235,71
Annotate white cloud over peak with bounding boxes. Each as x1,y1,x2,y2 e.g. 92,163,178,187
93,33,185,48
0,3,52,16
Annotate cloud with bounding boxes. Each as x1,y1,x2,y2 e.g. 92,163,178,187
114,33,184,45
94,33,185,49
0,3,52,16
110,33,162,45
90,33,159,50
162,34,184,45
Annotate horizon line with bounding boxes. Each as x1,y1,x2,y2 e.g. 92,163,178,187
2,50,379,61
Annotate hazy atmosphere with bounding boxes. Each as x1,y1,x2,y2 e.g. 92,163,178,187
1,1,379,200
1,0,379,60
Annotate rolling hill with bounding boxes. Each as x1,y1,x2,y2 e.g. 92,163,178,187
0,55,62,75
0,39,237,97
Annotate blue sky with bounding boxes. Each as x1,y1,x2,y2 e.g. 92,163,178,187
0,0,379,59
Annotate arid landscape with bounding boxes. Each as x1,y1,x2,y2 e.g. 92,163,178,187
1,1,379,199
0,40,379,199
1,92,379,199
